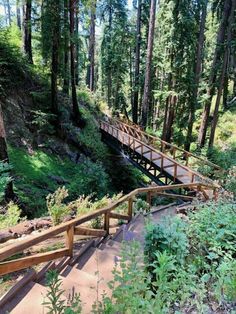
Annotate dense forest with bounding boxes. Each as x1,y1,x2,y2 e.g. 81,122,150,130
0,0,236,313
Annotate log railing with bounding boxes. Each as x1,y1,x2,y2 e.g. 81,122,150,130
101,120,218,186
103,116,222,174
0,183,218,276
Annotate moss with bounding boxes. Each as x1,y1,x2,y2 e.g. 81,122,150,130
8,147,111,218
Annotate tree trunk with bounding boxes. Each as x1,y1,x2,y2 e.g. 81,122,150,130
23,0,33,64
198,0,231,147
107,2,112,108
16,0,21,29
51,1,60,124
6,0,11,25
70,0,81,122
208,0,235,148
0,105,14,202
185,2,207,151
132,0,142,124
75,5,79,86
87,0,96,91
141,0,157,128
63,0,70,95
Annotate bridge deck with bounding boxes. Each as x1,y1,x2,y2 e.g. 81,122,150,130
100,119,215,187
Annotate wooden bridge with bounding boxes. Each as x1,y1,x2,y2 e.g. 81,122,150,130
100,116,221,190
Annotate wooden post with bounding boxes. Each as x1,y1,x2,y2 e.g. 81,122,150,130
185,152,189,166
146,191,152,206
174,164,177,182
173,147,176,159
161,155,164,170
128,198,133,221
66,225,74,257
104,213,110,235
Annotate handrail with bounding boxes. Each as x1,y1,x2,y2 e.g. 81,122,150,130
105,116,222,172
0,182,218,276
101,120,220,187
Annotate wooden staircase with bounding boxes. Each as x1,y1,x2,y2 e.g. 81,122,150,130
0,184,219,313
0,205,176,314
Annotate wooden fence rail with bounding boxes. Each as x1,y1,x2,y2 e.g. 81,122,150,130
0,183,219,276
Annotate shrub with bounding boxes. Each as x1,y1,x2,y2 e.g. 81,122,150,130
133,198,150,214
0,202,22,229
46,186,70,225
0,162,12,201
144,215,189,271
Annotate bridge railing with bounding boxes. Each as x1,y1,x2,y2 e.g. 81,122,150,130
101,120,219,187
103,116,223,176
0,183,218,277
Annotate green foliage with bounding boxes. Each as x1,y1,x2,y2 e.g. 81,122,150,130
144,215,189,274
76,107,109,161
133,198,150,214
0,202,22,229
9,147,111,217
44,270,82,314
46,186,70,225
187,202,236,272
0,162,11,201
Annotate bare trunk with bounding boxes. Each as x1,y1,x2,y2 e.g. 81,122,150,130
107,2,112,108
198,0,231,147
16,0,21,29
70,0,81,122
141,0,156,128
23,0,33,64
132,0,142,124
185,2,207,151
6,0,11,25
208,0,235,147
51,2,60,124
75,6,79,86
87,0,96,91
63,0,70,95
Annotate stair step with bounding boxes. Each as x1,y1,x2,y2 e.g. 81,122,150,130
58,267,110,314
2,282,50,314
77,247,119,283
99,240,122,256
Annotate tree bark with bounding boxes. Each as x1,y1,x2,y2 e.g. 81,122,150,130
107,1,112,108
141,0,157,128
0,105,14,202
87,0,96,91
198,0,231,147
16,0,21,29
23,0,33,64
185,2,207,151
63,0,70,95
208,0,235,147
70,0,81,122
132,0,142,124
75,5,79,86
6,0,11,25
51,1,60,125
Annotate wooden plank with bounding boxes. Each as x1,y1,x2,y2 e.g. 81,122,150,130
163,163,175,169
109,212,130,220
0,248,69,276
0,269,36,307
155,192,195,201
74,227,107,237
